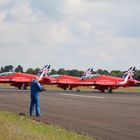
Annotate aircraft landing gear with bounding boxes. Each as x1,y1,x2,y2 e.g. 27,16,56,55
18,86,22,89
23,86,27,90
17,83,22,89
77,88,80,92
101,89,105,93
108,88,112,93
23,83,28,90
64,87,67,90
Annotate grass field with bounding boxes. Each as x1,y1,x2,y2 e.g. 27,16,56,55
0,111,96,140
114,86,140,92
0,84,15,89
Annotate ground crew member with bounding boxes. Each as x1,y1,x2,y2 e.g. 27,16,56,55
29,78,45,117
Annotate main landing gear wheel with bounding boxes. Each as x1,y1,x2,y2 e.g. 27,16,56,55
77,89,80,92
18,86,21,89
23,86,27,90
108,88,112,93
101,89,105,93
64,88,67,90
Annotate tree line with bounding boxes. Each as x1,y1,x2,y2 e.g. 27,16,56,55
1,65,140,81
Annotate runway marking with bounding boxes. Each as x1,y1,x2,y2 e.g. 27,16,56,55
59,93,106,99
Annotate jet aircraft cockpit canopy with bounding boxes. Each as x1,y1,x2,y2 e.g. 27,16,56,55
0,71,16,76
50,74,62,78
87,73,100,79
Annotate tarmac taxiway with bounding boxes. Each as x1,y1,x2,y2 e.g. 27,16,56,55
0,89,140,140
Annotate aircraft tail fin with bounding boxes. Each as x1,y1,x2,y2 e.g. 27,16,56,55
122,66,136,80
80,68,93,79
38,65,51,81
118,67,136,85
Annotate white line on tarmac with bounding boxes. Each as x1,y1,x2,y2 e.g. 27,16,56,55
59,93,106,99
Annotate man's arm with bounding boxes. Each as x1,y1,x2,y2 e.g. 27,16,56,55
37,81,46,92
41,86,46,91
36,81,43,91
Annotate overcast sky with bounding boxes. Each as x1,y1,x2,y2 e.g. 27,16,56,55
0,0,140,71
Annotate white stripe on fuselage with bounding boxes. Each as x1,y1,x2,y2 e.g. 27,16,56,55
59,93,106,99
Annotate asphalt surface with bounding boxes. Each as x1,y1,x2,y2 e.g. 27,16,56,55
0,88,140,140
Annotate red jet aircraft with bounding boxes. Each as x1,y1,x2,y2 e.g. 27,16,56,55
79,67,140,93
0,65,50,89
41,68,93,90
43,67,140,93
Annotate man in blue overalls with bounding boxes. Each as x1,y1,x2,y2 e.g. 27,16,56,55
29,78,45,117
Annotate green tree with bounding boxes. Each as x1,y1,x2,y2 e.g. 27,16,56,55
26,68,35,74
96,69,109,75
15,65,23,72
50,69,57,75
68,69,80,77
2,65,14,72
65,70,70,75
110,70,123,77
79,70,84,77
57,68,66,75
102,70,109,75
0,67,4,73
34,68,40,75
135,70,140,81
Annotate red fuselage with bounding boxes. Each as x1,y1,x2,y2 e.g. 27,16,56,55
0,72,38,89
42,74,140,93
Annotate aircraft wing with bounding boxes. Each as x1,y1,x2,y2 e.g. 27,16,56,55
127,79,140,85
10,78,32,82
